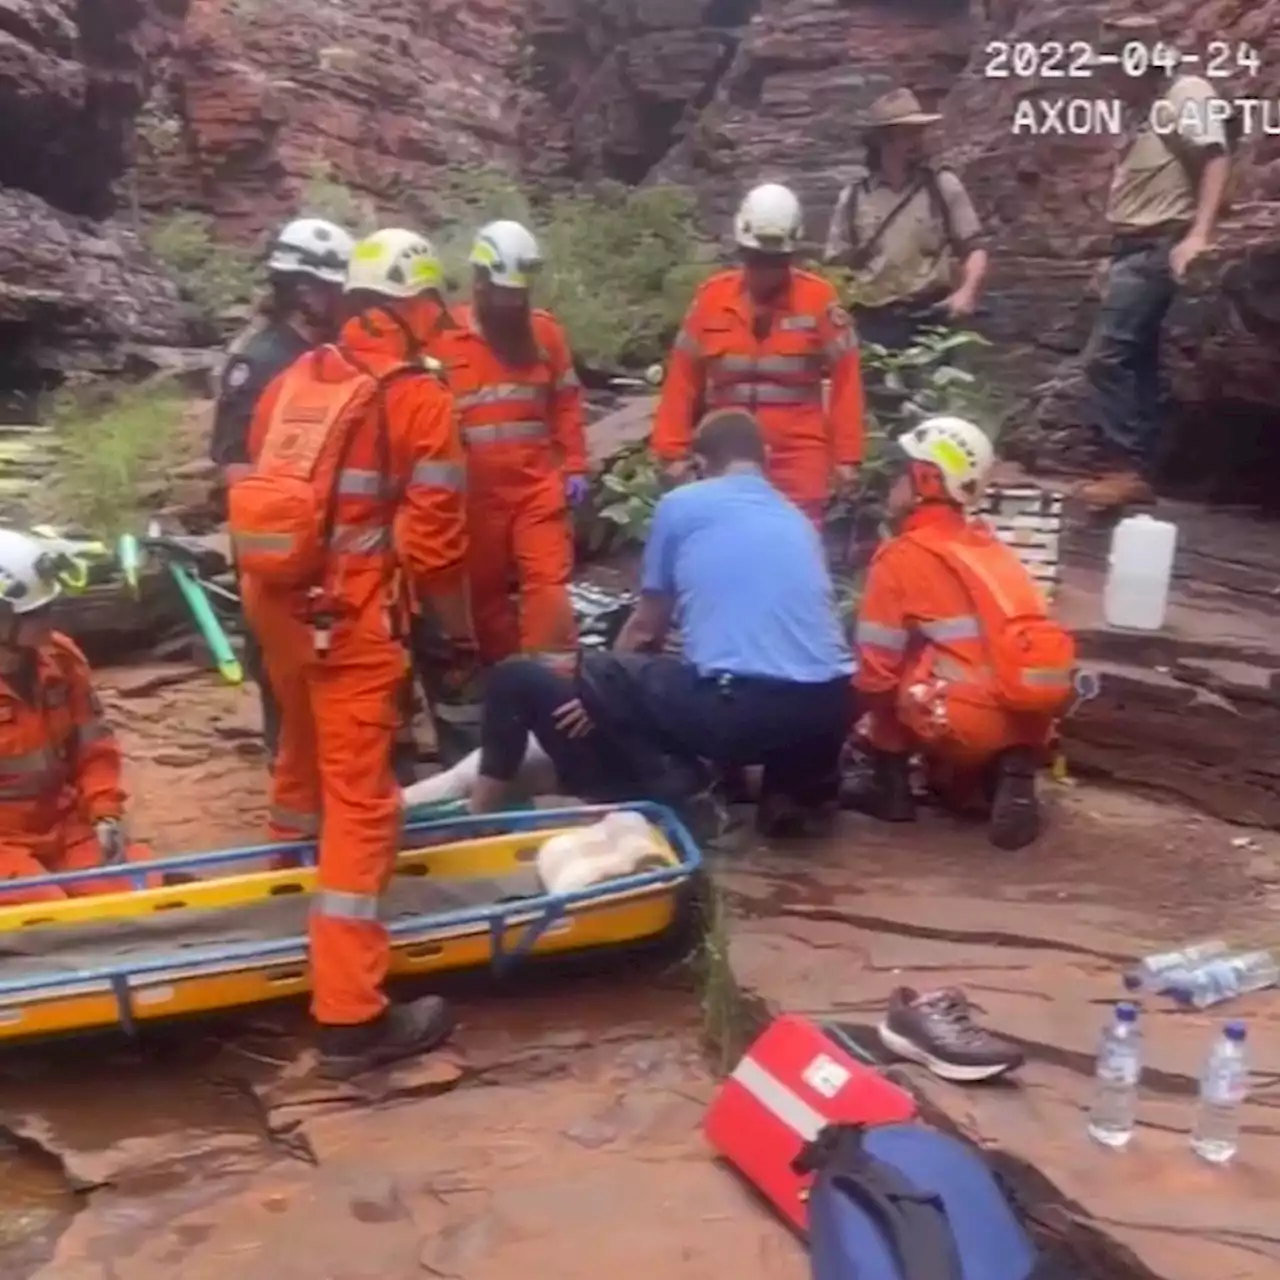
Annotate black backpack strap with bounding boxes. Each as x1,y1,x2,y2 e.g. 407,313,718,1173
844,175,926,269
798,1125,963,1280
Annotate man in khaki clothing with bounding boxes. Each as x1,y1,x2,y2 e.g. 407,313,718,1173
823,88,989,353
1077,16,1232,511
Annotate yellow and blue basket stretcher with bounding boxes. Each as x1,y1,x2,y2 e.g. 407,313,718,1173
0,803,702,1045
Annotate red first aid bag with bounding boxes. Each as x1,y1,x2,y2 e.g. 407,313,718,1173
704,1014,917,1231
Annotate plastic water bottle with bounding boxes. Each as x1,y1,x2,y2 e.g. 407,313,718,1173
1123,939,1229,993
1103,514,1178,631
1087,1003,1142,1148
1191,1022,1249,1164
1167,950,1279,1009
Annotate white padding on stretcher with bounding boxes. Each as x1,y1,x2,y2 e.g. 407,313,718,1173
535,811,669,895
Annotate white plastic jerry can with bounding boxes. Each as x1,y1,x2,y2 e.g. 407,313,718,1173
1103,513,1177,631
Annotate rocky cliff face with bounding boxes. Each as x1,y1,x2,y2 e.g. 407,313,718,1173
4,0,1280,492
0,0,188,406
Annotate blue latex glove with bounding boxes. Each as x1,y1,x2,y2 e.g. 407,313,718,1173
565,475,591,506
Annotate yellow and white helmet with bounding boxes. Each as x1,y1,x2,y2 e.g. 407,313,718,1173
469,220,543,290
734,183,803,254
898,416,994,506
345,228,443,298
0,529,66,616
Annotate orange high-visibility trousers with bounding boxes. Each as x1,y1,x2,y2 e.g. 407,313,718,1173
0,824,154,906
467,479,577,663
249,594,408,1027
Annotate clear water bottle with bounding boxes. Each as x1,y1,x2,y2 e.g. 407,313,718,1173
1167,950,1278,1009
1123,939,1228,993
1191,1022,1249,1164
1088,1003,1142,1148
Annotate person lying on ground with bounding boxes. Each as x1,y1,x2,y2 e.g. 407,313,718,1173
850,416,1077,850
456,408,856,838
0,531,157,906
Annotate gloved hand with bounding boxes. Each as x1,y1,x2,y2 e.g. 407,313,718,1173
564,474,591,506
95,817,127,866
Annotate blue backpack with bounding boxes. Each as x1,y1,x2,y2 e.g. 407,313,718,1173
799,1123,1041,1280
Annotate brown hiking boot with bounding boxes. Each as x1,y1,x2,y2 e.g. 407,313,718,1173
988,747,1042,851
316,995,455,1080
878,987,1024,1083
1073,470,1155,510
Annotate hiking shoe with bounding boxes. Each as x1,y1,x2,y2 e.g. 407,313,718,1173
1073,470,1155,511
988,748,1042,851
316,995,455,1080
878,987,1024,1083
854,752,917,823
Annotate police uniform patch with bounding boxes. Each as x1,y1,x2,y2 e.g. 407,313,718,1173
224,360,252,390
827,304,852,328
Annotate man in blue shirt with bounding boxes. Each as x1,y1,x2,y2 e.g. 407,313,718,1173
466,409,855,836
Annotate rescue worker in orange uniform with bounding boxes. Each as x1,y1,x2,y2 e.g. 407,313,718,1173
651,183,865,523
231,228,480,1078
852,417,1077,851
427,220,587,663
0,531,154,905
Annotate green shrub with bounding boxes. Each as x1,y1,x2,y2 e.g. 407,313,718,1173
147,212,255,321
298,161,379,236
40,382,189,538
432,169,713,369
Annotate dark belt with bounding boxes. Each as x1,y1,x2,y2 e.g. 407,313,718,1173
1110,224,1187,257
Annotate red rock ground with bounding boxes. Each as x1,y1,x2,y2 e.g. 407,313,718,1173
0,667,1277,1279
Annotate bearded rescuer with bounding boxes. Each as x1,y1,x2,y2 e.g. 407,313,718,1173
210,217,356,764
852,417,1077,851
426,221,587,663
229,228,480,1078
651,183,865,524
0,532,155,905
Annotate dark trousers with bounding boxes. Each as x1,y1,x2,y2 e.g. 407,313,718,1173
241,625,280,764
578,654,856,809
1084,238,1177,471
479,656,706,807
853,292,950,355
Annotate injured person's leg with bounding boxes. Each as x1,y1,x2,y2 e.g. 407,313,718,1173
402,734,559,810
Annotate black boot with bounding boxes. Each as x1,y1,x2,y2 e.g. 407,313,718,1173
316,995,454,1080
844,751,917,823
988,747,1041,851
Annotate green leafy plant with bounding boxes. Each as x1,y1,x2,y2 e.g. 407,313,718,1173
146,212,255,321
39,382,189,539
299,160,379,236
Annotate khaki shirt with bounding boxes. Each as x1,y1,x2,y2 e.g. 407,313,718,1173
1106,74,1227,231
823,169,982,308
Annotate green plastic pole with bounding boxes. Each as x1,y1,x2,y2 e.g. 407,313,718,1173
167,560,243,685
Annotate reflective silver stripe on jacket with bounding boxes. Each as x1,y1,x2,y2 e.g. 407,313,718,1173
931,654,991,683
707,353,823,379
779,315,818,331
409,460,466,491
455,384,547,410
269,804,320,836
331,523,390,554
0,743,67,800
1020,667,1073,688
233,531,295,554
855,622,907,652
73,720,115,751
709,384,824,407
337,468,383,496
464,420,549,444
313,889,382,922
919,615,982,642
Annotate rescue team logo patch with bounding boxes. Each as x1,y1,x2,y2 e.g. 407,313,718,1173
225,361,252,390
827,304,852,328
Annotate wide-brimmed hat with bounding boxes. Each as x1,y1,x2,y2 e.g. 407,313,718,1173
865,88,942,129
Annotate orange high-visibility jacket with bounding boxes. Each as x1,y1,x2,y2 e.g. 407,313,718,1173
651,267,864,505
0,632,124,839
855,504,1047,699
246,313,469,613
431,304,587,483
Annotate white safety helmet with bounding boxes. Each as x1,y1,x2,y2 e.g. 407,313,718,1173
733,183,803,254
898,416,995,506
469,220,543,290
0,529,67,616
344,228,444,298
266,218,354,285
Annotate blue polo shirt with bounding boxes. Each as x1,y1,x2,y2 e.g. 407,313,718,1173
640,470,854,682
